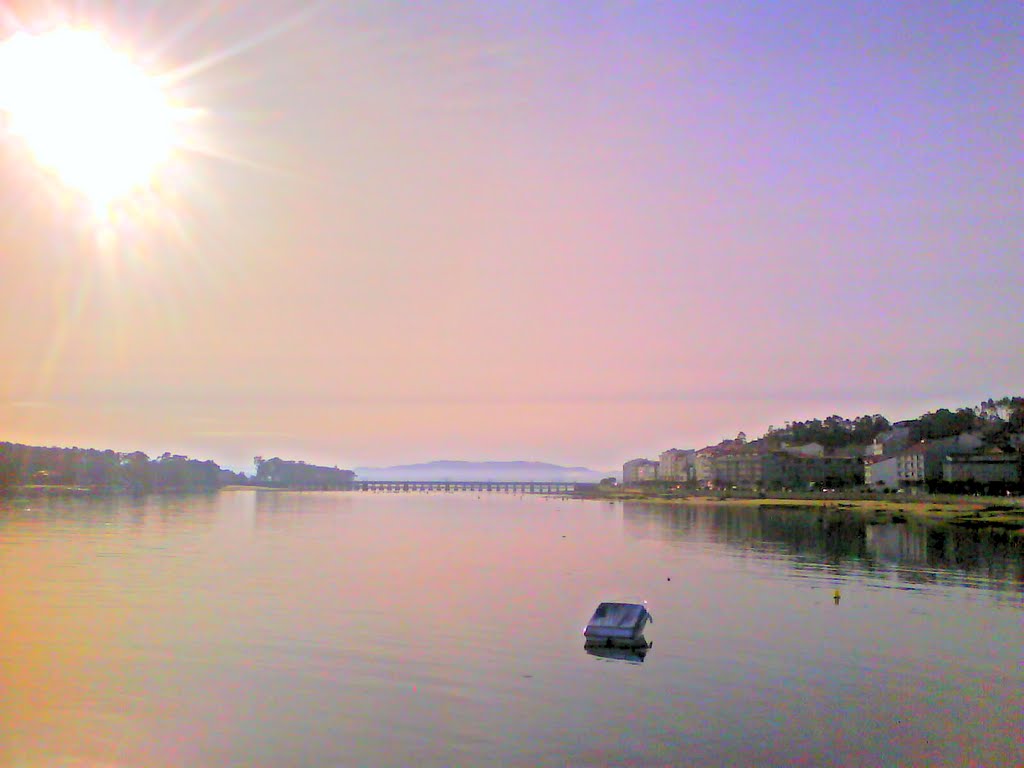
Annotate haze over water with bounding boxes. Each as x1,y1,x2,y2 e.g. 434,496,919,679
2,491,1020,767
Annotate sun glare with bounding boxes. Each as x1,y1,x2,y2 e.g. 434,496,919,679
0,27,181,211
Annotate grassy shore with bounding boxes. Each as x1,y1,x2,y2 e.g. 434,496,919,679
575,488,1024,531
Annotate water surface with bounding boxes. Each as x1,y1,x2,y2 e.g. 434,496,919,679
1,491,1021,766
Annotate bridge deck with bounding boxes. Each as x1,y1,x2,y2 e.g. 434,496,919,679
350,480,578,493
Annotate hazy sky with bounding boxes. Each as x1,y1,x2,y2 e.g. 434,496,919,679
1,1,1021,471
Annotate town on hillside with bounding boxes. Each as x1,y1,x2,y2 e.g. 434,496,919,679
623,399,1024,495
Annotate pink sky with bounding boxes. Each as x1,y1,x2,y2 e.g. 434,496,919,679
1,2,1021,472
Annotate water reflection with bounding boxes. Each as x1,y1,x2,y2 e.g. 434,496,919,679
250,489,354,531
1,492,1021,766
583,638,651,664
623,502,1024,594
0,492,223,539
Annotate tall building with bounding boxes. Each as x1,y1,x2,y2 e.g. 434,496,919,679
623,458,659,484
658,448,696,482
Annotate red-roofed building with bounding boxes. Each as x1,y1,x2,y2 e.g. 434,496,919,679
694,440,748,488
894,436,982,489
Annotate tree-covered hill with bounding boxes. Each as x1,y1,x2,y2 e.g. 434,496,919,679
759,396,1023,450
763,414,892,449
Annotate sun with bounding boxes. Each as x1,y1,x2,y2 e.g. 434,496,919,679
0,26,182,211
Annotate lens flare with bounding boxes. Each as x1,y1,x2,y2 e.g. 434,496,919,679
0,27,183,212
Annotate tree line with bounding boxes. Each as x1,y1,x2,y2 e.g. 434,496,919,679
253,457,355,489
0,442,362,494
0,443,246,493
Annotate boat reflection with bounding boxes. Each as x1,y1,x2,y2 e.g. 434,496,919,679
583,637,652,664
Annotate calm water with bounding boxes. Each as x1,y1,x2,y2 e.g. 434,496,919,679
1,491,1021,767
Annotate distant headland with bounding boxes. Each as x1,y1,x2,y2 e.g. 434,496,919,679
0,445,607,495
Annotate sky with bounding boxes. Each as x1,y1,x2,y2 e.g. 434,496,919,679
1,1,1021,473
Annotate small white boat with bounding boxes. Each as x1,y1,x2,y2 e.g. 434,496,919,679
584,602,652,647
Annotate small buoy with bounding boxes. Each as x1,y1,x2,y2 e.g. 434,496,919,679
667,577,671,581
833,588,841,604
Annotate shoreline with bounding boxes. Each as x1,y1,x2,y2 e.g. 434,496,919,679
5,484,1022,533
572,489,1024,532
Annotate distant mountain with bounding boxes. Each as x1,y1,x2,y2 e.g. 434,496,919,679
354,460,610,482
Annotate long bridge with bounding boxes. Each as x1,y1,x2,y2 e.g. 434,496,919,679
349,480,580,494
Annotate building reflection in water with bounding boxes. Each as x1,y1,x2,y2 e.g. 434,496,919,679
622,502,1023,594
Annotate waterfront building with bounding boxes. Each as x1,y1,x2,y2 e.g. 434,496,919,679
807,456,864,488
623,458,659,484
864,455,900,488
942,450,1021,486
712,452,764,488
895,435,987,489
894,443,934,487
658,448,696,482
695,439,747,488
694,449,717,487
713,452,864,490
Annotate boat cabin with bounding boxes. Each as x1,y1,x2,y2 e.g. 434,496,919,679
584,602,651,646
